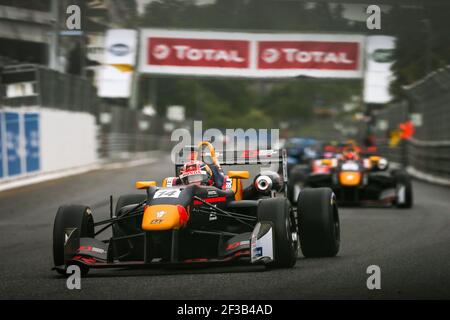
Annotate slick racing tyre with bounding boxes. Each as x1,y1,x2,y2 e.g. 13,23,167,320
394,171,413,208
258,198,298,268
298,188,340,258
112,194,147,261
53,205,94,275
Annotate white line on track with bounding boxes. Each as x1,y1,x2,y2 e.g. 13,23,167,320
0,157,159,192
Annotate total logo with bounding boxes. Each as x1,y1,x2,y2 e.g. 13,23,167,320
261,48,280,64
261,47,354,64
153,44,171,60
152,44,246,63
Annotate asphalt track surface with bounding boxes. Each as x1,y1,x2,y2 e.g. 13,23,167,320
1,153,450,299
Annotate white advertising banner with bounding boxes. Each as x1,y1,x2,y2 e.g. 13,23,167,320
98,29,137,98
139,29,365,79
363,35,396,104
104,29,138,66
97,66,133,98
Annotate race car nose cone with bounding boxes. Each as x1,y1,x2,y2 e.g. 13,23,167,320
339,172,361,186
142,205,185,231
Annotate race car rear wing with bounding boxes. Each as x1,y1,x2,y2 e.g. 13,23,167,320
175,145,288,188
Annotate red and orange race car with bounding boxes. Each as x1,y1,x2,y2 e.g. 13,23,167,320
296,146,413,208
52,141,340,275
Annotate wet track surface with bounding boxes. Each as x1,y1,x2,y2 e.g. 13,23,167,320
1,154,450,299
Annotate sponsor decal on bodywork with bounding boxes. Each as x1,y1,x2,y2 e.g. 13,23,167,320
251,222,274,263
193,196,226,205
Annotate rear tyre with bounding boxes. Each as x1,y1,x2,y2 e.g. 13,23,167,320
298,188,340,258
395,171,413,208
112,194,147,261
258,198,298,268
53,205,94,275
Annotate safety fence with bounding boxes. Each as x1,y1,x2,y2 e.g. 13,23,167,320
373,66,450,185
0,64,180,184
1,64,98,112
373,101,409,165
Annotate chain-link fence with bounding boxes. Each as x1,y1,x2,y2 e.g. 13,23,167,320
1,64,99,111
405,67,450,183
373,101,409,165
373,66,450,185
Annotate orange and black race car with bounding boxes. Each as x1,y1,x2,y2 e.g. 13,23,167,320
295,146,413,208
52,142,340,275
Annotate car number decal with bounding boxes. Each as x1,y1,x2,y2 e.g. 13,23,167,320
166,178,174,187
154,189,181,199
225,177,232,190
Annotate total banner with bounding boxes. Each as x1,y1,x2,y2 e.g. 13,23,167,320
139,29,365,78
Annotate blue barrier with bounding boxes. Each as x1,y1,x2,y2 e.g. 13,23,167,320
0,111,41,181
24,113,40,173
5,112,21,177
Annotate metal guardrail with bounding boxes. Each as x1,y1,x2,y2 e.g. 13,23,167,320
408,139,450,182
98,133,174,159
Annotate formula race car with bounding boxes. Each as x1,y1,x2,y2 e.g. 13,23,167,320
284,138,323,203
52,142,340,275
284,137,323,171
291,147,413,208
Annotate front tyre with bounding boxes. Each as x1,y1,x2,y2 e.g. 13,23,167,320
258,198,298,268
53,205,94,275
298,188,340,258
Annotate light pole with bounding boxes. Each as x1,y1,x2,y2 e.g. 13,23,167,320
0,59,3,107
49,0,60,71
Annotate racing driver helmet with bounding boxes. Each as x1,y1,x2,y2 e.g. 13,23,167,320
342,149,359,161
180,161,214,186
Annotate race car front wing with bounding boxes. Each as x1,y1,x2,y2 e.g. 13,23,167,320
53,221,275,272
